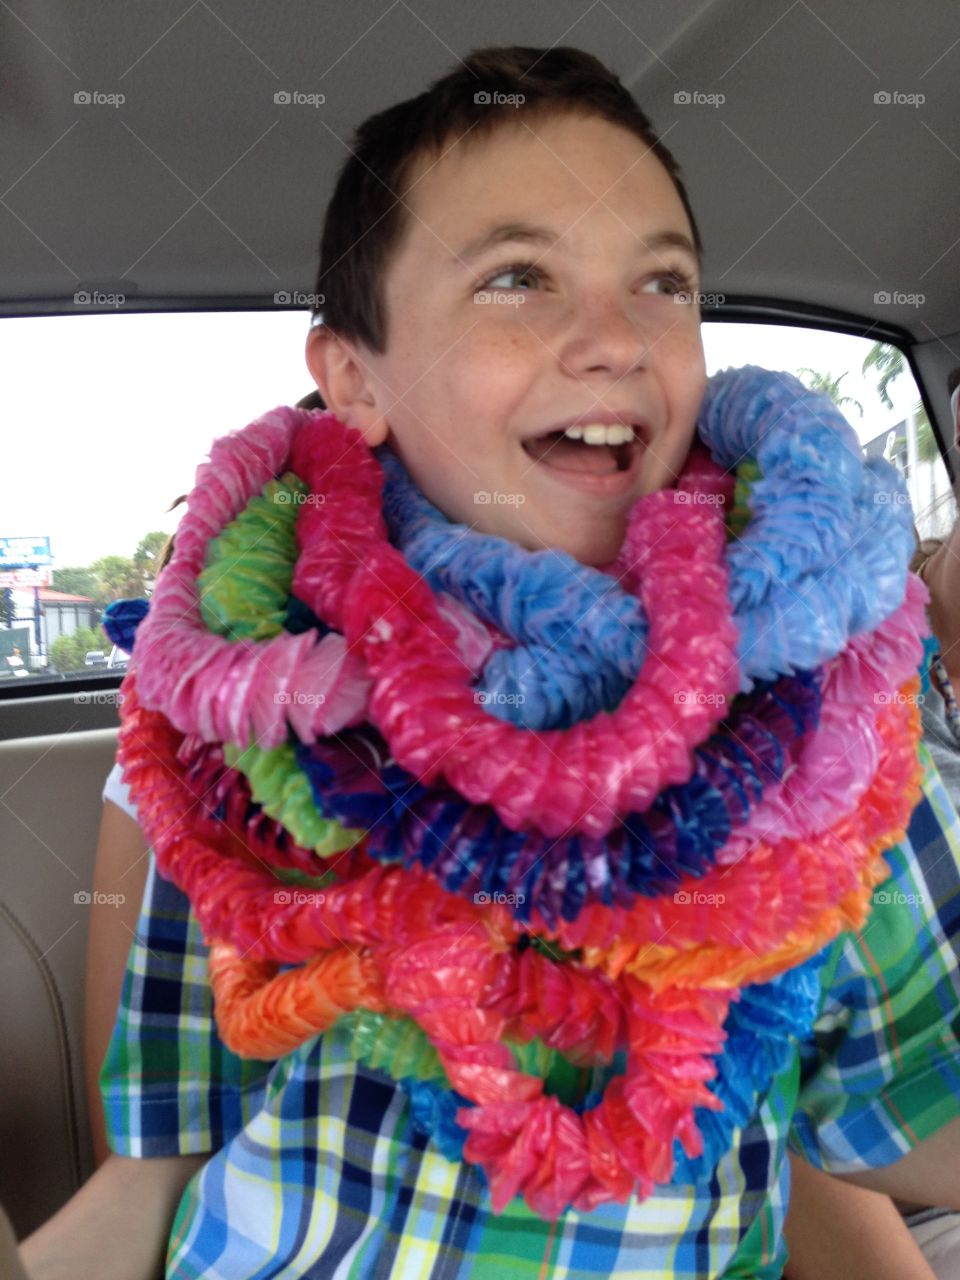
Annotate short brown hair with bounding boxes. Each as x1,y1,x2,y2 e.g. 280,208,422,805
312,45,702,354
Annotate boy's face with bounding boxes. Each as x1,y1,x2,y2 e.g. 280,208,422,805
311,111,707,567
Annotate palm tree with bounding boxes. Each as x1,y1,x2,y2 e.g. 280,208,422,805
861,342,938,462
134,529,172,594
861,343,904,411
134,530,169,567
795,367,864,418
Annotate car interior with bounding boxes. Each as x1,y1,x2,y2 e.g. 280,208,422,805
1,0,958,1245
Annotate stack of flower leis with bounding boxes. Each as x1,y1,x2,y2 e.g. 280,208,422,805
117,365,927,1217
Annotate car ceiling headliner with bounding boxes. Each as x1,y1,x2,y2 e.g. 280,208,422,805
1,0,958,347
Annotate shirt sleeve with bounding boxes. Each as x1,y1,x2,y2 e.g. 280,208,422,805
99,847,277,1158
789,742,960,1171
101,759,138,824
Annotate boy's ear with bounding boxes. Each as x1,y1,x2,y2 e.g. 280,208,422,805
304,325,390,446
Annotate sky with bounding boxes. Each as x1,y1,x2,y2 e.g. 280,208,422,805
0,310,937,570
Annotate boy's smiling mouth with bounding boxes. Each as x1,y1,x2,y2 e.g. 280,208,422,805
521,415,648,490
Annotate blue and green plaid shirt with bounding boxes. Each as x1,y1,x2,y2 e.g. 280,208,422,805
101,743,960,1279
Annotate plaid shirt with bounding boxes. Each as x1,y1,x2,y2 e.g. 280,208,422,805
101,743,960,1279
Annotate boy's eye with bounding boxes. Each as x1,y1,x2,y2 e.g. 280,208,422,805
478,262,543,292
642,269,698,298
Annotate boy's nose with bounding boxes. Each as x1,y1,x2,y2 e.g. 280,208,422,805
559,295,653,379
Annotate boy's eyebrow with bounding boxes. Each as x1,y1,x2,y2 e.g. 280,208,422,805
451,221,700,268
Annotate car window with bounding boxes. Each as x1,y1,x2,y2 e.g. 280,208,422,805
703,321,956,541
1,312,952,690
1,309,312,688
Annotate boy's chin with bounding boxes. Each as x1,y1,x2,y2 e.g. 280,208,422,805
435,482,633,567
512,515,629,569
563,530,627,569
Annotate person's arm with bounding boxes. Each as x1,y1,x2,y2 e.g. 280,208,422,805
919,518,960,683
782,1151,939,1280
17,1150,208,1280
833,1116,960,1208
84,797,152,1166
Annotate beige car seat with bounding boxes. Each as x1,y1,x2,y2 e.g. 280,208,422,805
0,728,117,1239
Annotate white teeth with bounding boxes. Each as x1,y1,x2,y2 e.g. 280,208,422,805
565,423,635,446
583,425,609,444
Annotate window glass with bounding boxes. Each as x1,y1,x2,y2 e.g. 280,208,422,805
703,321,956,541
1,311,311,685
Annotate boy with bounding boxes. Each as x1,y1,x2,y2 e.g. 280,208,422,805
19,44,960,1279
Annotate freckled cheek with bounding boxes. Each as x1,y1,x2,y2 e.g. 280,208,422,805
450,334,541,428
669,321,706,366
470,325,540,367
663,333,706,417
